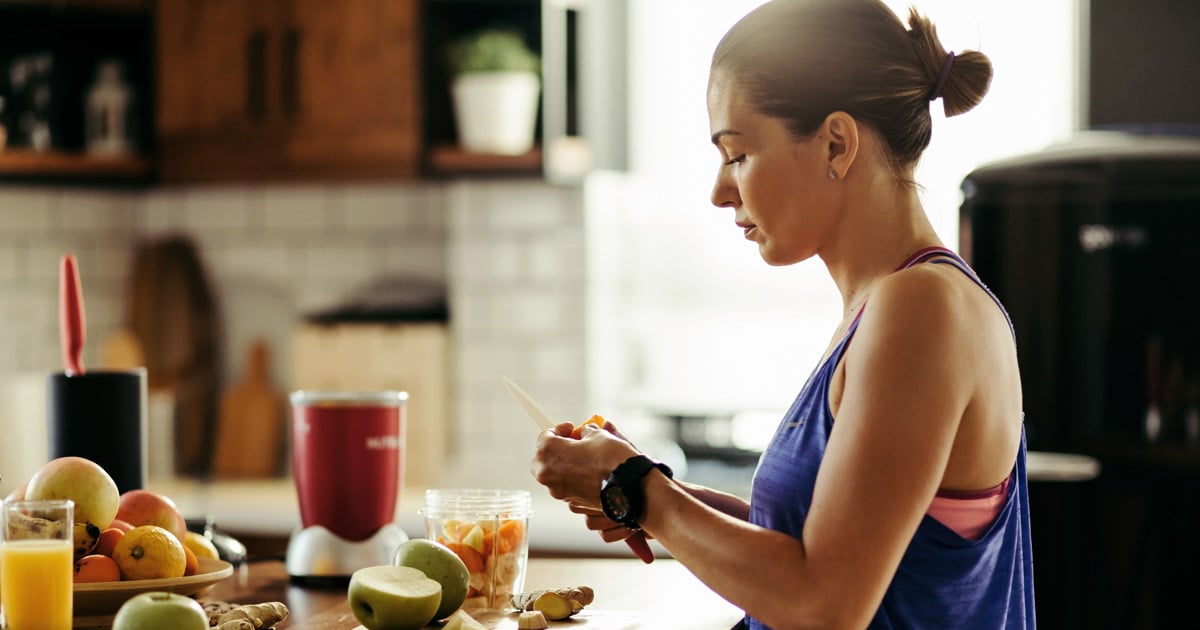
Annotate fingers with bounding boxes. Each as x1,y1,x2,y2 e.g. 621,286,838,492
567,502,603,515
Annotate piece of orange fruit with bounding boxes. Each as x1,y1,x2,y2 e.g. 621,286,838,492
570,415,605,439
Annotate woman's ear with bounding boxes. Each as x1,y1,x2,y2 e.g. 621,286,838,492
822,112,859,179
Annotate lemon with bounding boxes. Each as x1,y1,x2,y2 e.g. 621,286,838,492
113,525,187,580
183,531,220,561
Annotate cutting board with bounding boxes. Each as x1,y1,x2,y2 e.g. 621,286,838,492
212,340,285,478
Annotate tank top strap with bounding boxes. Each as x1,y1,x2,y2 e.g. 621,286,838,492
897,246,1016,342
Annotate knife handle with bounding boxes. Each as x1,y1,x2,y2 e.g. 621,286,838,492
626,531,654,563
59,254,85,375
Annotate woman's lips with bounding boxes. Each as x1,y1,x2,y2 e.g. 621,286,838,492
738,223,757,239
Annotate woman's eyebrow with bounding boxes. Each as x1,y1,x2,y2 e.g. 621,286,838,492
711,129,742,145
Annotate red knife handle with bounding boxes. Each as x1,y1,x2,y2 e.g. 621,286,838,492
626,531,655,563
59,254,85,375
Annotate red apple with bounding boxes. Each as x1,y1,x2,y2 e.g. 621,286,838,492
26,456,120,529
115,490,187,542
4,481,26,503
109,518,135,533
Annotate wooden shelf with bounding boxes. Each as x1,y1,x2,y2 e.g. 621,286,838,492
0,149,152,180
425,143,542,175
0,0,148,13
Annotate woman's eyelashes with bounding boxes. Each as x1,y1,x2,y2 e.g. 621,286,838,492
724,153,746,166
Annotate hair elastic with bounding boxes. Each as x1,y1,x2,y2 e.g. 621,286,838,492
931,51,956,101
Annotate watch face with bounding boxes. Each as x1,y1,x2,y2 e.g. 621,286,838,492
602,483,631,521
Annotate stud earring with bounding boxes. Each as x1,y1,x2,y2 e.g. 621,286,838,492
828,169,838,180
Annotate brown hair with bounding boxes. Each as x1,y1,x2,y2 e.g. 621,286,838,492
711,0,992,173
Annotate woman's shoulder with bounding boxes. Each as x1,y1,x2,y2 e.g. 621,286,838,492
866,261,976,327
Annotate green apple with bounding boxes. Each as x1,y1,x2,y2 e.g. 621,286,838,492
25,456,119,529
112,592,208,630
392,538,471,621
348,565,443,630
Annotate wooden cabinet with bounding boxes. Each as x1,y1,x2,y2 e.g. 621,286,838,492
155,0,421,182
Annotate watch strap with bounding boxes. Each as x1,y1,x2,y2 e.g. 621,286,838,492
603,455,673,529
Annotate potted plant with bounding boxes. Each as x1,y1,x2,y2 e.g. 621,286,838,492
444,28,541,155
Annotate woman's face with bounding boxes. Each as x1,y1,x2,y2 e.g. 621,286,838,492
707,71,839,266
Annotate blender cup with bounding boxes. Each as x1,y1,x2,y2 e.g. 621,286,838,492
420,488,532,609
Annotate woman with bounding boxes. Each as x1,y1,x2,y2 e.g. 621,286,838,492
532,1,1033,628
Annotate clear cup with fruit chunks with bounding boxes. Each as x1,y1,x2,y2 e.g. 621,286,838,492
421,488,531,609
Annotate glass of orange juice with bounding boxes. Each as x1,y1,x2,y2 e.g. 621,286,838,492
2,499,74,630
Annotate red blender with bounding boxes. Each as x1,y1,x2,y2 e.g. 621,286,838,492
285,390,409,580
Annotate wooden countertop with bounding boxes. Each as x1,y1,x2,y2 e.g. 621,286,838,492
203,558,743,630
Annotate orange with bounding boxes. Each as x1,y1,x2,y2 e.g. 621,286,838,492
74,554,121,583
93,527,125,558
112,525,187,580
183,531,220,561
496,519,526,555
182,544,199,576
444,542,484,573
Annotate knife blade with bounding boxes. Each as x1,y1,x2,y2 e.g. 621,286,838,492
502,376,656,563
502,377,556,431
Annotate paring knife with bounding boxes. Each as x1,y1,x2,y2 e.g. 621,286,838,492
502,377,656,564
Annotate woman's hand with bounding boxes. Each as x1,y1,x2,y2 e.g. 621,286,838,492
566,502,649,543
531,420,639,511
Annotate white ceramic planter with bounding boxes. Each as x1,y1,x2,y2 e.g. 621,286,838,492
450,71,540,155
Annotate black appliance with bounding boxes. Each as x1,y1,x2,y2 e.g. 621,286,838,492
961,131,1200,629
962,131,1200,453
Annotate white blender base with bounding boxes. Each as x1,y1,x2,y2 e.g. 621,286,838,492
286,523,409,578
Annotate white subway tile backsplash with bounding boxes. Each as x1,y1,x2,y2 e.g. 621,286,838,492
137,189,186,234
0,190,53,231
262,186,332,231
523,235,585,284
180,187,260,233
26,242,83,281
0,176,593,493
341,184,434,230
450,236,521,283
0,245,18,280
89,243,136,281
208,243,293,282
300,244,375,280
382,243,446,283
494,290,571,333
52,191,136,233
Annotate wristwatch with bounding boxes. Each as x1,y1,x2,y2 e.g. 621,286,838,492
600,454,673,530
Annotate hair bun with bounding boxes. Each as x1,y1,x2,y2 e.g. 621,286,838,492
907,8,992,117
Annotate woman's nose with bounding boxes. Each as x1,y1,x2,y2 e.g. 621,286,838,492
711,171,740,208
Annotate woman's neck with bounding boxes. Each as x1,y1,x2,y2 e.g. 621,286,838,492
820,170,943,316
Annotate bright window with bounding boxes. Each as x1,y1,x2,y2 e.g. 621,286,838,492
587,0,1078,422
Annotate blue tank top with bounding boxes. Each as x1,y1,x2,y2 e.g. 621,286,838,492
745,247,1035,629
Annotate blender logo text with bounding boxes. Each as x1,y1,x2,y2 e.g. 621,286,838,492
365,435,401,450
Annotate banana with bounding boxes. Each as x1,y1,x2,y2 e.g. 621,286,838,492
4,510,63,541
73,521,101,561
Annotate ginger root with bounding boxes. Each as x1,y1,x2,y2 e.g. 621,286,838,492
511,586,594,620
517,610,549,629
213,601,289,629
